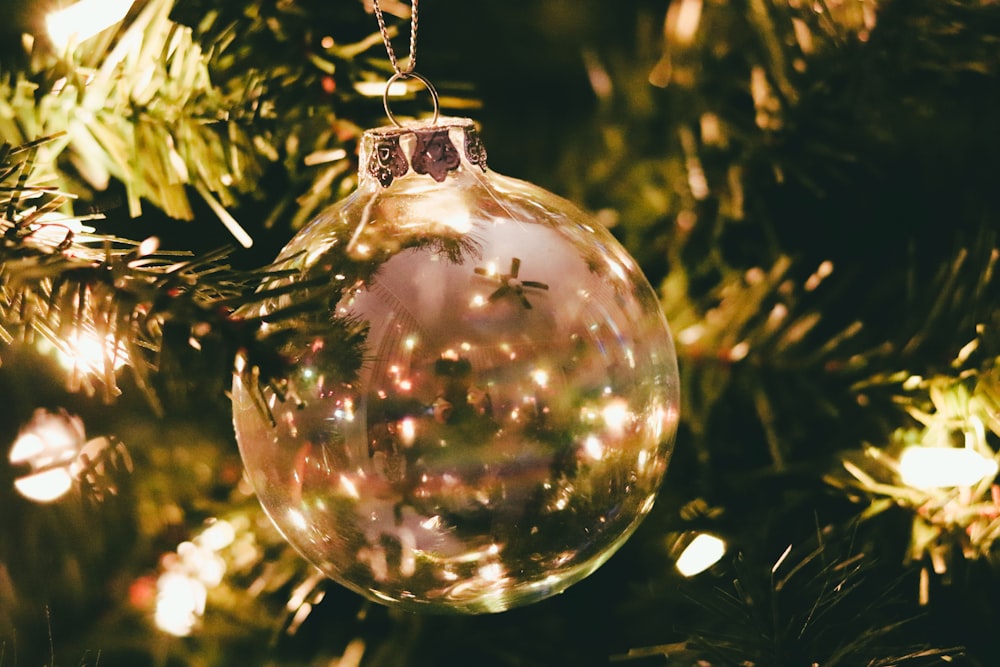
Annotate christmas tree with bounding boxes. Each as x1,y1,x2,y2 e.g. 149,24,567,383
2,0,999,665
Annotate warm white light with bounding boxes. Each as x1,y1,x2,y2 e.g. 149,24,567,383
154,571,206,637
152,517,243,636
176,541,226,587
531,369,550,389
288,509,308,531
47,0,137,50
583,435,605,461
11,433,57,464
354,80,409,97
637,450,649,470
400,417,417,446
13,468,74,503
646,405,668,441
676,533,726,577
234,352,247,374
9,410,85,503
601,399,631,437
10,423,79,462
669,0,704,45
397,190,472,234
898,447,999,489
304,148,348,167
138,236,160,256
477,562,505,582
197,520,236,552
436,196,472,234
339,474,360,499
56,330,129,374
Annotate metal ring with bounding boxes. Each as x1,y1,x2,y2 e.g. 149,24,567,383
383,71,440,128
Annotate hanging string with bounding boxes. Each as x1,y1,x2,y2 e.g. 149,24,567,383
372,0,419,75
371,0,438,127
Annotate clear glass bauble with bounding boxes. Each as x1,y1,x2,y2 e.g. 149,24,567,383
232,118,680,614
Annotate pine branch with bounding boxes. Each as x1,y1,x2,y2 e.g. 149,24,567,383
0,135,306,414
0,0,437,245
0,0,267,244
669,534,960,666
557,0,1000,479
832,355,1000,577
0,0,449,414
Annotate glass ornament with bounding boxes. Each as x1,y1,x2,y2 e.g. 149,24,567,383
232,117,680,613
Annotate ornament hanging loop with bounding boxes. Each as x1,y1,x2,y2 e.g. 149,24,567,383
383,71,440,127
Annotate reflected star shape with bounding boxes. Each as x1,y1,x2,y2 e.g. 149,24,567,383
474,257,550,310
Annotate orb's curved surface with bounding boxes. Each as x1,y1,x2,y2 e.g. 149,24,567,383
232,119,679,613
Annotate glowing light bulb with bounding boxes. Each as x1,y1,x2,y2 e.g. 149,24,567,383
400,417,417,446
354,80,409,97
196,520,236,552
668,0,704,45
54,330,129,375
583,435,605,461
47,0,136,50
898,447,999,489
676,533,726,577
601,399,631,438
8,409,86,503
154,571,206,637
151,518,244,636
12,466,74,503
176,541,226,587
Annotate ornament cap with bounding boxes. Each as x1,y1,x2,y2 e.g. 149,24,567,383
360,117,488,188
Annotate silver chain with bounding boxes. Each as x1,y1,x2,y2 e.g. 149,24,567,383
372,0,419,75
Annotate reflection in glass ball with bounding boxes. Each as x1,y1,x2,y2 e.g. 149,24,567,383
232,119,680,613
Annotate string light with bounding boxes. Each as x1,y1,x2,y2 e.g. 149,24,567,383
154,571,206,637
8,409,86,503
675,533,727,577
582,435,605,461
153,519,238,636
898,446,999,489
55,329,129,375
353,80,409,98
10,435,75,502
46,0,137,50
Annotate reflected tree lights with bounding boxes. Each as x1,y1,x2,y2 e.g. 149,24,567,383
233,118,680,613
